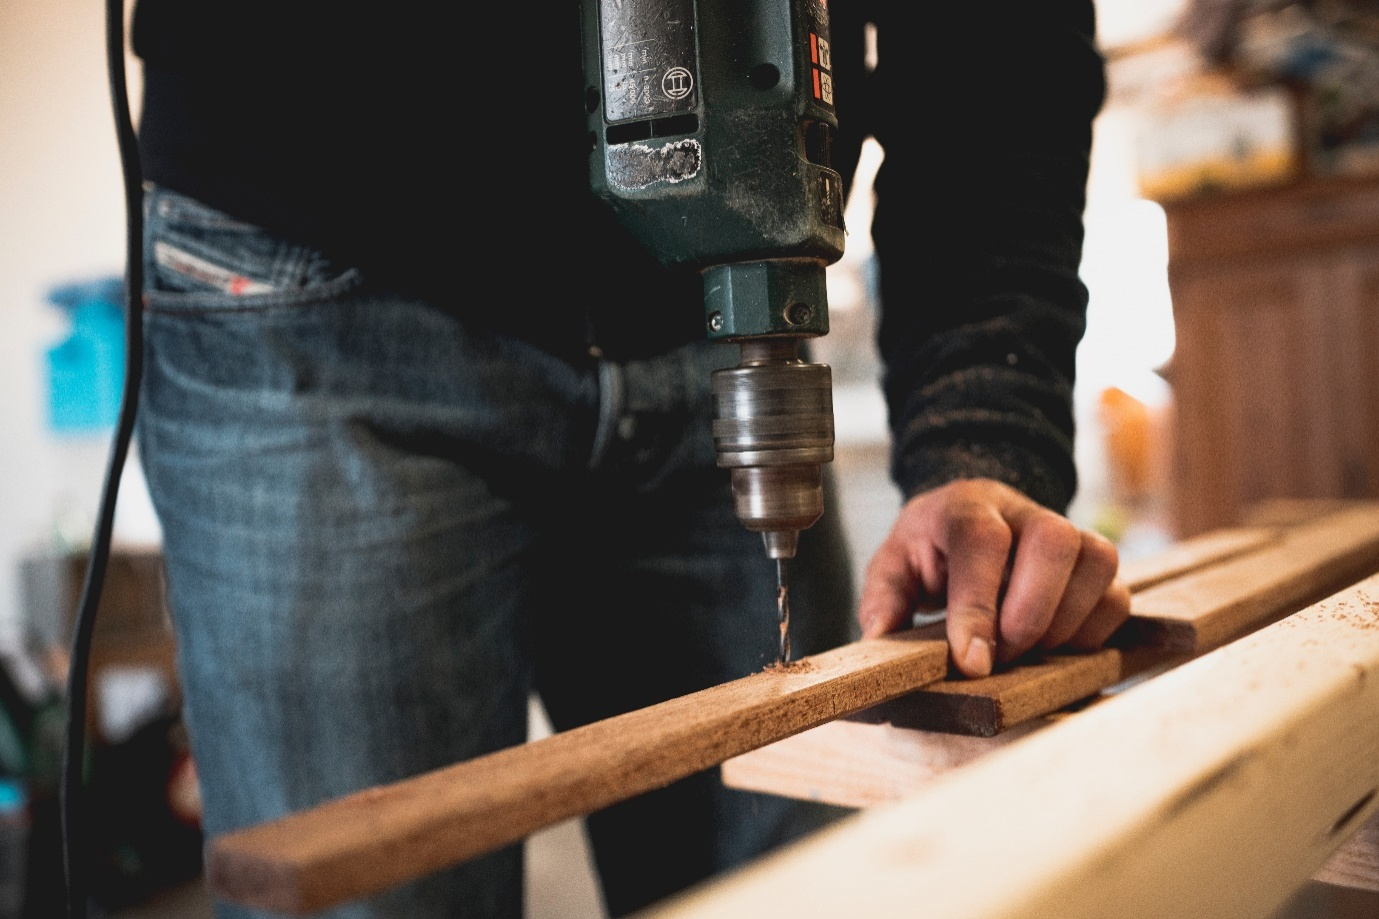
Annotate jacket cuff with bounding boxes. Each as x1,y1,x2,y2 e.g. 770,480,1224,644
892,437,1077,514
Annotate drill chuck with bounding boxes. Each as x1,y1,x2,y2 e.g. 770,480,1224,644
583,0,845,561
712,338,834,559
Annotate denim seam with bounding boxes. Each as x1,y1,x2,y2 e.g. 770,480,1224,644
151,187,266,233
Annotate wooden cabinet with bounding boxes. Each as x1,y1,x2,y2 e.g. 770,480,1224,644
1161,176,1379,537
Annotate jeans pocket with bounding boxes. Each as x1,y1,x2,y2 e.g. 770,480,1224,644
142,184,363,313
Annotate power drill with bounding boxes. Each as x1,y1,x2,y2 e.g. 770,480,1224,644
582,0,845,588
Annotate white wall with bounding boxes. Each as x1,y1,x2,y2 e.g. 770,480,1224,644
0,0,154,639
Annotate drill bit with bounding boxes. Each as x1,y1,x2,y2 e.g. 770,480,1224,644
775,557,792,666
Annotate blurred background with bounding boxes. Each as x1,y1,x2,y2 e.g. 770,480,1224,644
5,0,1379,917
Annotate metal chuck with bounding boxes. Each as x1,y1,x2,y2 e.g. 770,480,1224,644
710,338,834,560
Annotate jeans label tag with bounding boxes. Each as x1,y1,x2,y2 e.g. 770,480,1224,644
154,241,275,295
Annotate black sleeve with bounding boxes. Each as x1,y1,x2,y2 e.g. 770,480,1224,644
831,0,1106,512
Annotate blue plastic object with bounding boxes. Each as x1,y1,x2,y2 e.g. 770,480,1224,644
45,276,126,434
0,777,24,919
0,780,24,812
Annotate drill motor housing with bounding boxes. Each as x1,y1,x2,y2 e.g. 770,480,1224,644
582,0,845,559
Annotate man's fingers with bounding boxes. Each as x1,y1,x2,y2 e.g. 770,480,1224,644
1037,530,1121,650
995,512,1082,662
859,495,950,638
858,534,923,639
854,479,1130,681
940,503,1014,678
1067,580,1133,650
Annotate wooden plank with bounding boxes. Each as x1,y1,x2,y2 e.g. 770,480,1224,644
868,505,1379,737
645,574,1379,919
732,685,1379,887
855,636,1181,738
1315,809,1379,893
205,629,948,915
720,717,1049,809
1127,503,1379,652
1117,526,1277,591
722,705,1110,809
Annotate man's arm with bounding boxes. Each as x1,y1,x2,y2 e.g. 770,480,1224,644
832,1,1130,676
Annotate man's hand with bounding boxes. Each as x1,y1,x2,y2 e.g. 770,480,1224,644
857,479,1131,678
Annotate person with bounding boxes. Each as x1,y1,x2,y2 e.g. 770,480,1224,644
128,1,1129,916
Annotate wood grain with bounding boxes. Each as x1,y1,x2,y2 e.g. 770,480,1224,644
206,629,948,915
648,574,1379,919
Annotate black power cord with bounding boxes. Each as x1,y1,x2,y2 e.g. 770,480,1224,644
61,0,145,914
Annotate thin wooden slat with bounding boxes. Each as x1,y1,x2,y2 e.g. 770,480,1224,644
860,644,1188,738
205,629,948,915
1127,503,1379,652
1118,526,1277,591
866,504,1379,737
645,574,1379,919
851,623,1180,737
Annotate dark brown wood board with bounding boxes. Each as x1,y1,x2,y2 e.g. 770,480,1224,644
206,629,948,915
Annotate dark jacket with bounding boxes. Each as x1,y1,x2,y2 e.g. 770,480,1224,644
132,0,1105,511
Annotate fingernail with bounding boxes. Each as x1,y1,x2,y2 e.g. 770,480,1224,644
963,637,994,677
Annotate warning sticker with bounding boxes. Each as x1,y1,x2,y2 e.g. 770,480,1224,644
809,32,834,107
808,0,835,110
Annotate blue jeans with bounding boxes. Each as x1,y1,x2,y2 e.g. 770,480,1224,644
137,186,856,918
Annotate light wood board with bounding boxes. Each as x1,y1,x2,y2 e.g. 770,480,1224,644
725,694,1379,893
721,717,1049,809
